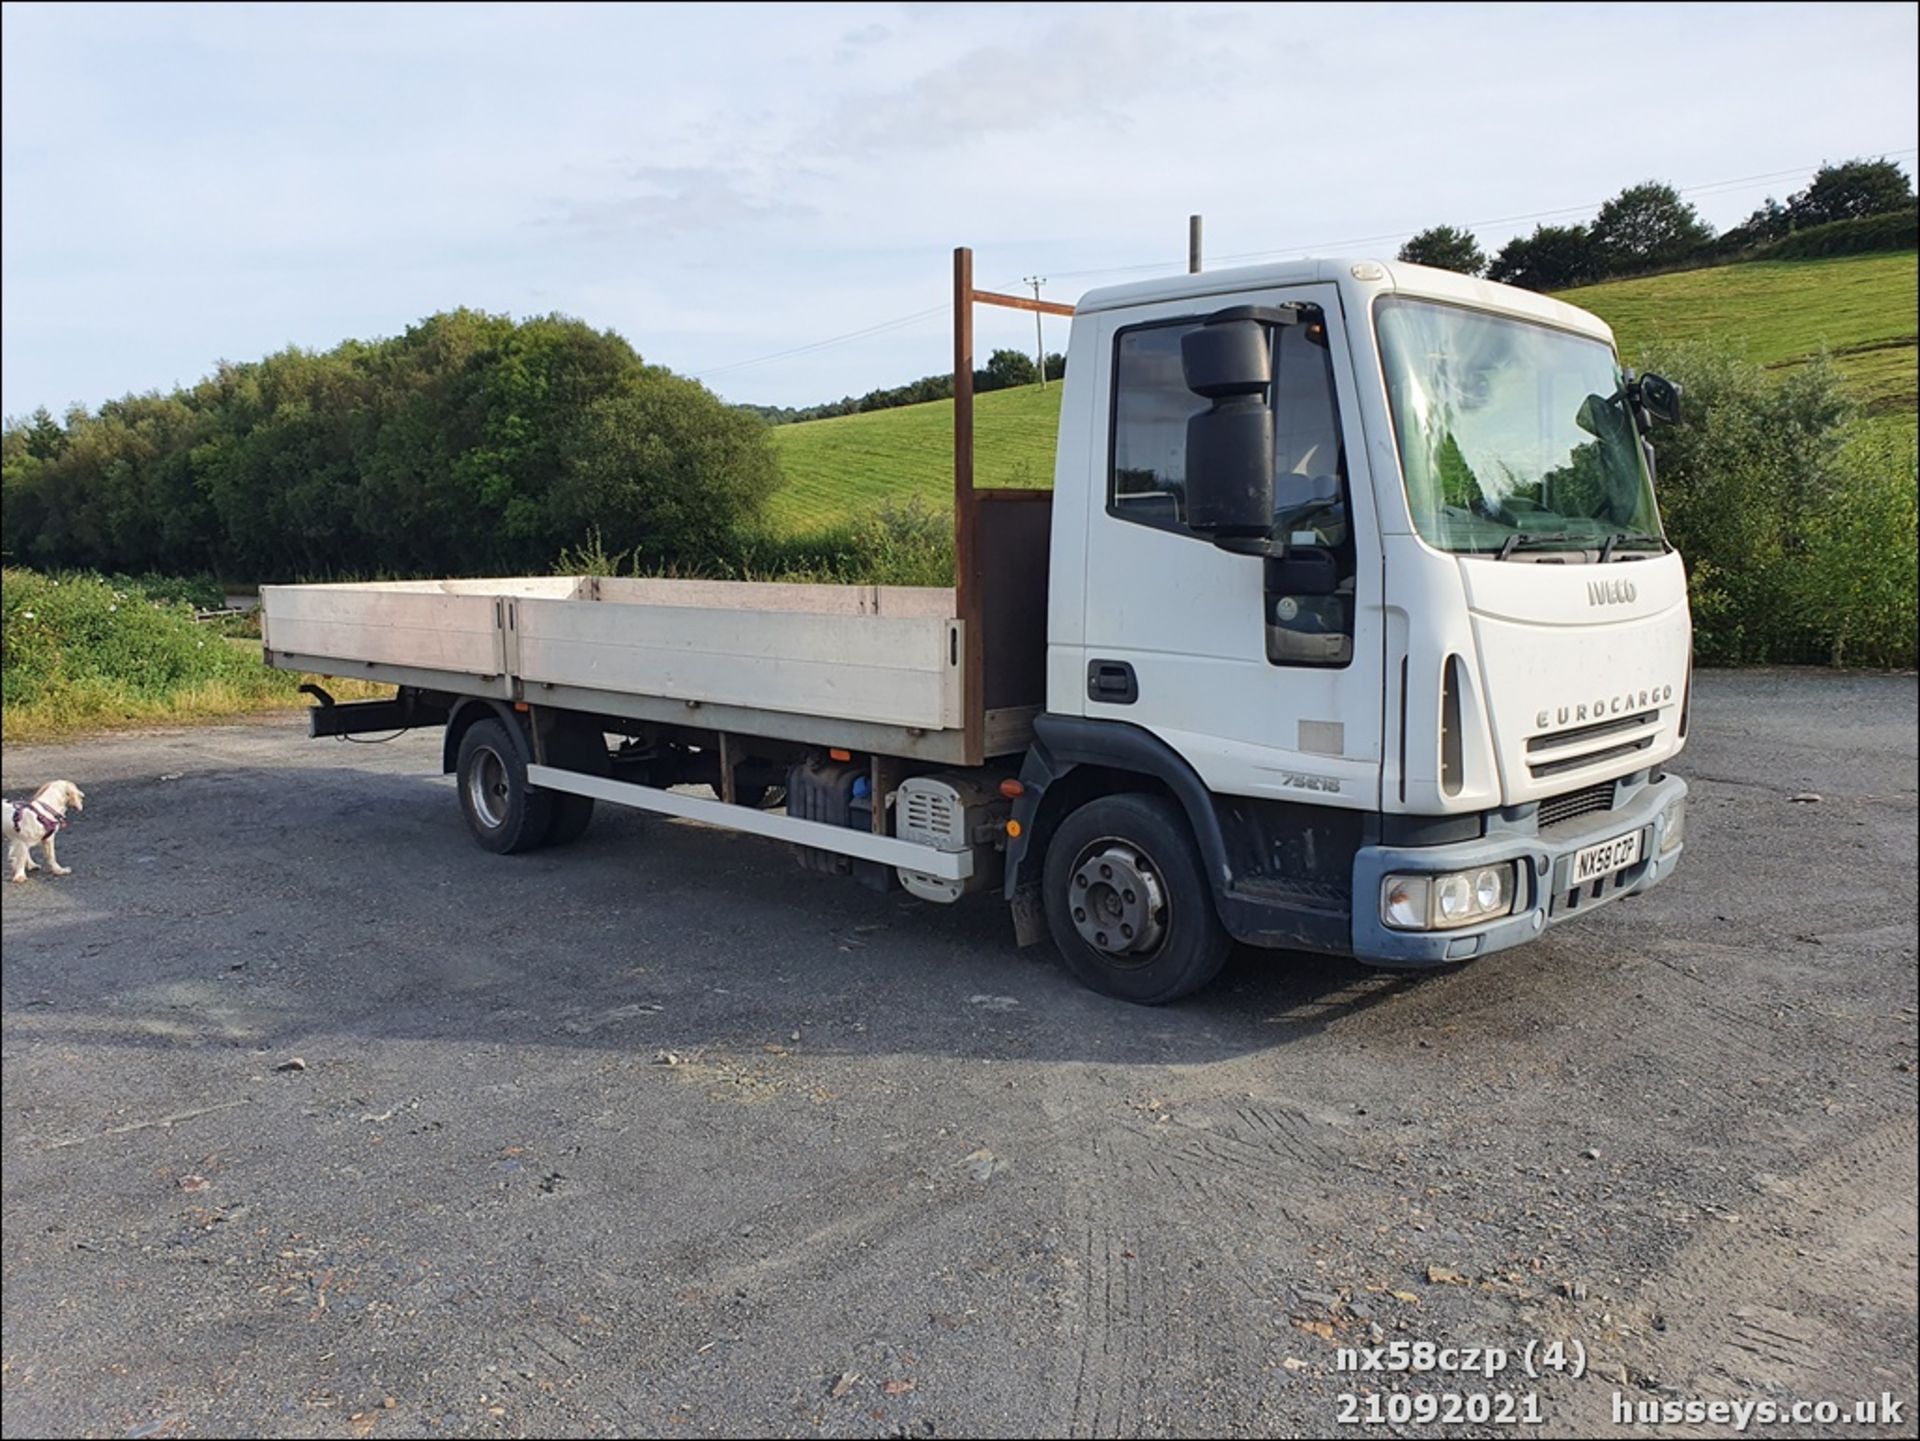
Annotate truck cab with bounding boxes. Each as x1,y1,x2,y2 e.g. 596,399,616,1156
1006,257,1689,992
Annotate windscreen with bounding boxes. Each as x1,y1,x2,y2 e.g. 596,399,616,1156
1374,298,1662,554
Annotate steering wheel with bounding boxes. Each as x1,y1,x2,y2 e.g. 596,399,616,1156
1280,475,1344,539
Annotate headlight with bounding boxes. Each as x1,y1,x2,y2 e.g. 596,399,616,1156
1660,799,1686,855
1381,863,1517,931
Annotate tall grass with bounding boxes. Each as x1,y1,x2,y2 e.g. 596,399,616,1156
2,568,383,741
557,497,956,588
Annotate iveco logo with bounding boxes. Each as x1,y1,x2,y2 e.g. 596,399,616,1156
1537,684,1675,730
1588,579,1638,606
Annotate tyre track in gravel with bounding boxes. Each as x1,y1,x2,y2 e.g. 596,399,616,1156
3,674,1914,1439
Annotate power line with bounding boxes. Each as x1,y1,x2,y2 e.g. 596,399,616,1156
1215,150,1920,264
1057,149,1920,278
694,146,1918,380
691,302,949,379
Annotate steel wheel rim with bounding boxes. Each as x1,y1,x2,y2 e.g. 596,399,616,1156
468,747,510,829
1067,837,1169,965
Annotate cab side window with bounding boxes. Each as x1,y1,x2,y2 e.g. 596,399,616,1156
1109,321,1207,536
1107,311,1357,667
1107,313,1352,560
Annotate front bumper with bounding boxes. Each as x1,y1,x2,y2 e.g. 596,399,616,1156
1351,772,1688,966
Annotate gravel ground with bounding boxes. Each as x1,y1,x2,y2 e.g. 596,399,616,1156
3,671,1915,1439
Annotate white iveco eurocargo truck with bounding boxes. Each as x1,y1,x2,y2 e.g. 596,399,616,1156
263,251,1693,1004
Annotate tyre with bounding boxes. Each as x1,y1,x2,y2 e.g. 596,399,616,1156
732,781,786,810
1042,792,1230,1004
539,722,607,848
456,717,553,854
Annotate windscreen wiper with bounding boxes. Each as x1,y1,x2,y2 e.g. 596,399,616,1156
1598,531,1669,563
1494,533,1578,561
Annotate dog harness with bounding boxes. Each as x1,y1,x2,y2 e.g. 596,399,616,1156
10,800,65,836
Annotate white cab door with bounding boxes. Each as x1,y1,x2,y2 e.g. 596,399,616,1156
1076,283,1384,810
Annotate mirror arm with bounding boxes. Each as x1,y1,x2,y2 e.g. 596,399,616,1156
1199,302,1306,329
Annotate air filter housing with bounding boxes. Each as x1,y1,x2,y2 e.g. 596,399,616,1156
895,774,1009,903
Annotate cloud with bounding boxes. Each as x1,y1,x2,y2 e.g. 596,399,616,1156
807,10,1214,159
547,164,810,239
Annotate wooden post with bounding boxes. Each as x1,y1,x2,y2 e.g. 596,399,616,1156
954,246,975,537
953,247,983,764
1189,214,1203,273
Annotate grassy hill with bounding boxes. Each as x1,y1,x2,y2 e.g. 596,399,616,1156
1557,252,1916,417
766,251,1916,532
766,382,1062,531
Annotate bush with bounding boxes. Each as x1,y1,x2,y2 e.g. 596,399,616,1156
0,568,355,737
1638,343,1917,667
2,568,270,709
1792,425,1919,667
1,310,782,583
99,572,228,610
1765,206,1918,260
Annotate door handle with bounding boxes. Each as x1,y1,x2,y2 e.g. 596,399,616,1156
1087,660,1138,705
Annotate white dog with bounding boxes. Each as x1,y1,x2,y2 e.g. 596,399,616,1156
4,780,85,883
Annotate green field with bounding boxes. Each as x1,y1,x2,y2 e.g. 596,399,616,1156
767,252,1917,531
766,382,1063,531
1557,252,1917,416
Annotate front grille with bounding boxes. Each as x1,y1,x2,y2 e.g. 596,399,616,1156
1530,736,1655,780
1537,782,1616,830
1525,710,1659,754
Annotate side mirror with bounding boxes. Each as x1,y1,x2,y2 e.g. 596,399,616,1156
1636,371,1682,426
1182,319,1275,542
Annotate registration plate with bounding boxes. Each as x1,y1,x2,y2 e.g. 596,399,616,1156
1571,829,1643,884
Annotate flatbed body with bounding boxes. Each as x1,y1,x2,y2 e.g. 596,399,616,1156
262,564,1047,765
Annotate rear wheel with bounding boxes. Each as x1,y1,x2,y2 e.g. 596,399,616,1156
457,718,552,854
1042,792,1230,1004
539,721,608,847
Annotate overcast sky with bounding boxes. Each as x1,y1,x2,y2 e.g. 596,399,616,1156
3,1,1915,418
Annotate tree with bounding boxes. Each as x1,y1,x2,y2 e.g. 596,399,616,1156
1397,225,1487,276
1486,224,1601,291
982,348,1037,390
22,407,67,460
1737,196,1794,242
1788,158,1915,228
0,309,782,581
1589,181,1715,275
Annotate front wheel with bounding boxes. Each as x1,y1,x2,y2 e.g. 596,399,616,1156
457,718,553,854
1042,792,1230,1004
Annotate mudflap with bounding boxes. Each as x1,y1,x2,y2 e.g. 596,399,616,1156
1010,880,1047,948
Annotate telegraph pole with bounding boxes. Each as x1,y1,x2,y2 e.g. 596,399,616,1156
1024,276,1048,387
